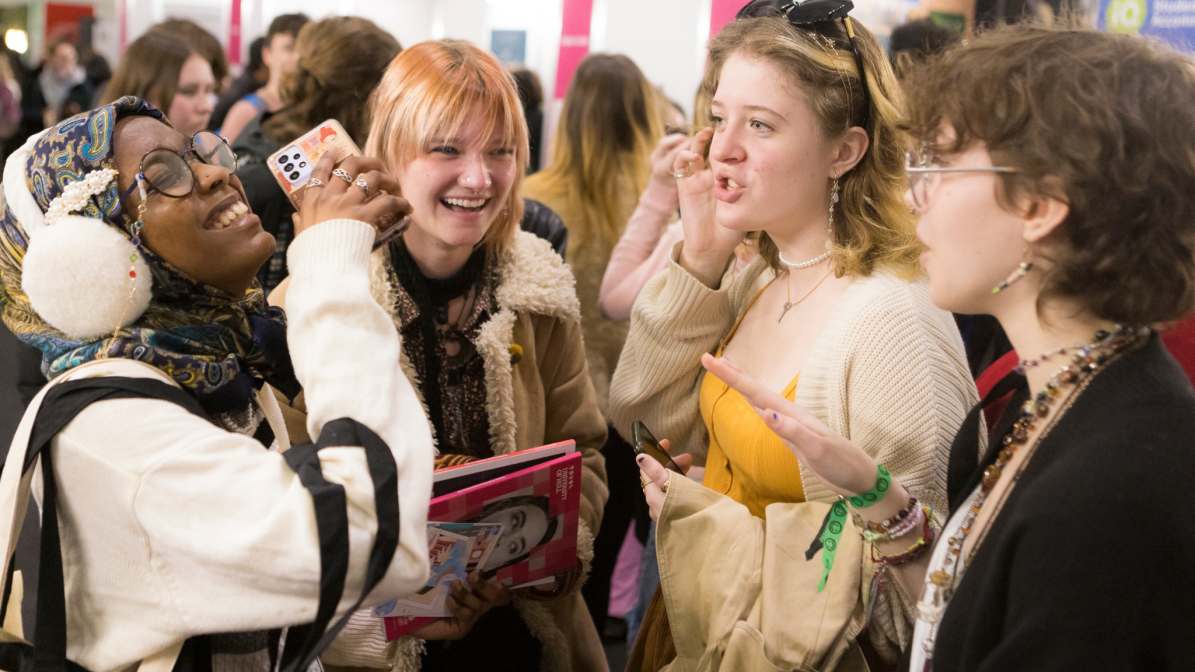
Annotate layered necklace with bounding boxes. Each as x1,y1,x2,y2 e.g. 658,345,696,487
914,323,1149,667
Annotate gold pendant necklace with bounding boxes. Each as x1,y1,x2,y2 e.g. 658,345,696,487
778,269,833,323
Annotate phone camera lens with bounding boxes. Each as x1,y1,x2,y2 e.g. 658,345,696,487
290,171,300,181
292,152,302,161
299,161,307,168
283,163,293,172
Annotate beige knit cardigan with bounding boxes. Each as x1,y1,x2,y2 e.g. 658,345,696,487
608,243,979,658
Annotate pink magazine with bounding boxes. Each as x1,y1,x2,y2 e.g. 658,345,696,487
383,448,583,640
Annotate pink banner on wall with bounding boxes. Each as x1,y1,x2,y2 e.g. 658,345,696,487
710,0,752,38
554,0,594,99
227,0,242,66
117,0,126,52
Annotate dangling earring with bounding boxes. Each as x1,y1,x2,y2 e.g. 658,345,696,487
827,176,839,251
992,250,1034,294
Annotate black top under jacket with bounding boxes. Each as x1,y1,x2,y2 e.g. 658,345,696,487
922,334,1195,671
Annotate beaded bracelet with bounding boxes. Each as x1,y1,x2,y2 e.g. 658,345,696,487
861,503,928,543
871,516,935,567
857,495,919,534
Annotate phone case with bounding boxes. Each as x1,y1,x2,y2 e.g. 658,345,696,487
267,119,362,209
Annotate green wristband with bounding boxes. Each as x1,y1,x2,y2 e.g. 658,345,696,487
848,464,891,509
806,464,891,592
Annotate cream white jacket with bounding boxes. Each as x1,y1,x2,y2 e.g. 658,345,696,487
4,220,434,671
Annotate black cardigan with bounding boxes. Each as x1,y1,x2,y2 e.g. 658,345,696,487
928,334,1195,671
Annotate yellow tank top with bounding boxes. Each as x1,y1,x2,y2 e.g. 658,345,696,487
699,282,804,519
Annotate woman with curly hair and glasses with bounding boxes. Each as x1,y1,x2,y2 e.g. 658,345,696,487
610,0,977,668
682,21,1195,672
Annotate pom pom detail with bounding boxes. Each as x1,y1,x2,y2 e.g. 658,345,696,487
22,215,151,339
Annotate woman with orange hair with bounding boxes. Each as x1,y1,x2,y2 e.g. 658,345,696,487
300,40,610,672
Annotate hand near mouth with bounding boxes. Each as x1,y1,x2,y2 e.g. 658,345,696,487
675,127,747,288
293,153,413,241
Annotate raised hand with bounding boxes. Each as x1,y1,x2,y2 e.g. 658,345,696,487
701,353,880,497
650,133,691,192
293,153,412,242
675,127,746,287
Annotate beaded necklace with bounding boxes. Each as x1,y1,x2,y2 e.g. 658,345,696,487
914,324,1148,667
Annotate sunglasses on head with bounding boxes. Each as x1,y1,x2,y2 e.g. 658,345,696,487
736,0,871,132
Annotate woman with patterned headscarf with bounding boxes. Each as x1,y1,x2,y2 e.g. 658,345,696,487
0,98,482,669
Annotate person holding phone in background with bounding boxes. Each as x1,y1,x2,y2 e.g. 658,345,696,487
609,2,976,668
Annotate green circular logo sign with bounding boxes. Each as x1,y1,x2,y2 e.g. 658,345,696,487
1107,0,1147,34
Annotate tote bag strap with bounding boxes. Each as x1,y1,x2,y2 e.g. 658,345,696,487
0,375,207,672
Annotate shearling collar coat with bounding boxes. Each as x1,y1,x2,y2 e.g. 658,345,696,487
278,231,611,672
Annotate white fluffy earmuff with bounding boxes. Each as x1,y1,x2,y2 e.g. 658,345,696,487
5,133,151,339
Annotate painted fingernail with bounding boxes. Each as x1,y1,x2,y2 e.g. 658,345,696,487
636,455,646,464
772,412,778,421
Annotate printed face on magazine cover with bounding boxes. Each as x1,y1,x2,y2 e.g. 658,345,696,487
474,495,557,571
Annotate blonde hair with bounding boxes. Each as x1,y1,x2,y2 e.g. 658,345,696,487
534,54,664,253
704,17,920,278
365,40,528,257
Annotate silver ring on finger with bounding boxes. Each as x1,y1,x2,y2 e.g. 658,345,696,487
305,177,325,189
332,168,353,184
672,170,692,179
354,177,372,196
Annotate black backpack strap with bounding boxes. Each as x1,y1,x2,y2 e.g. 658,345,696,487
2,377,402,672
277,417,401,672
0,377,209,672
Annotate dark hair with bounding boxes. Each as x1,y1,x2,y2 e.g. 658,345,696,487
102,32,195,110
267,13,310,41
150,19,228,84
902,23,1195,324
511,67,543,111
263,16,400,146
888,19,960,78
246,37,268,83
475,495,559,574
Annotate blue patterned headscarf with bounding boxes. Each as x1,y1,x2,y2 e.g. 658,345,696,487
0,97,299,414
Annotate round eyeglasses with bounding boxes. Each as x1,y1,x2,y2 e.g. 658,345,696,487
905,147,1017,212
119,131,238,205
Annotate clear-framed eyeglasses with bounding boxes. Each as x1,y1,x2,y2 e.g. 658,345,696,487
906,146,1017,212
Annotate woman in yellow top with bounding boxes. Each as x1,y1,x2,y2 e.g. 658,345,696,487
609,1,976,665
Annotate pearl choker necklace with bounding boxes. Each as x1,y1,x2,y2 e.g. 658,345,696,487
778,250,831,269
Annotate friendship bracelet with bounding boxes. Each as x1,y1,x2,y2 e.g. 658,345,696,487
858,495,918,534
871,516,935,567
806,464,892,592
861,504,928,543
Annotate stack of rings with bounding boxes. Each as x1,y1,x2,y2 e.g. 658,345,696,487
640,474,672,493
309,169,371,196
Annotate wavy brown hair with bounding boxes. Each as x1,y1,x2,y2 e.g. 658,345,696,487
263,17,400,147
902,23,1195,324
705,16,919,279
